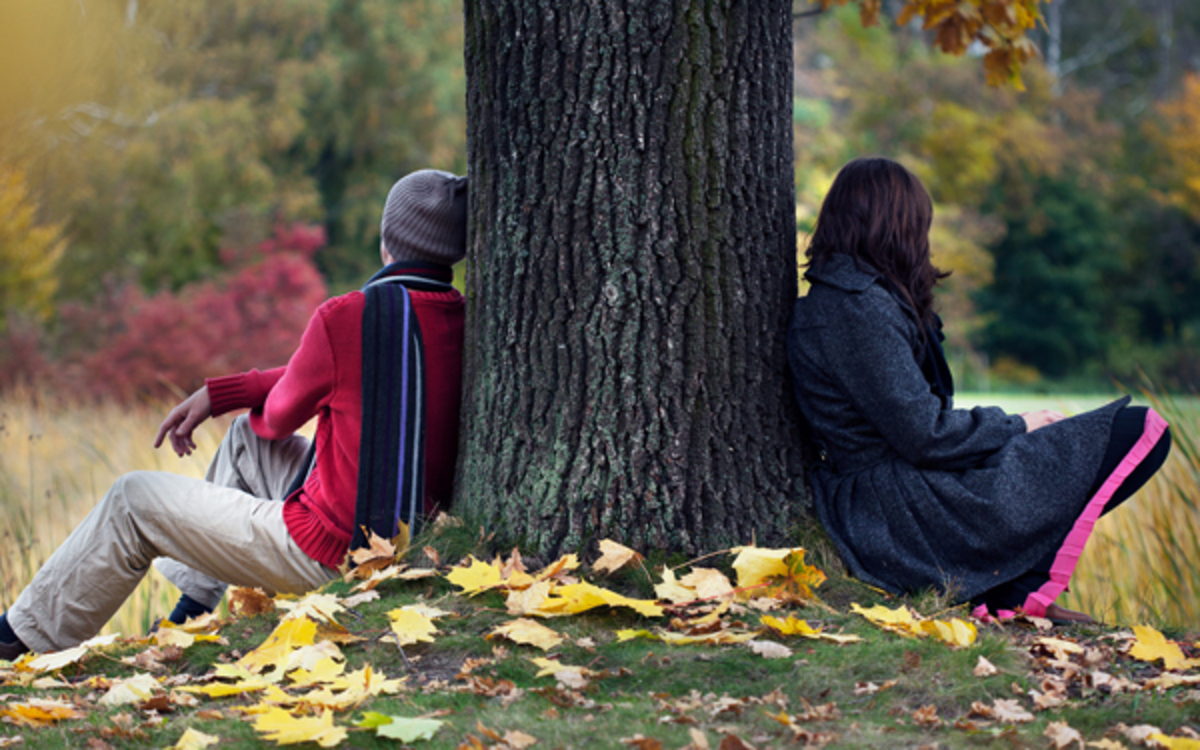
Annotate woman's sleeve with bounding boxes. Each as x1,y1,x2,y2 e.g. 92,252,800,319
820,291,1025,469
246,306,337,440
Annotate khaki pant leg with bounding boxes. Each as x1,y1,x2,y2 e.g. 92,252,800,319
8,469,335,654
154,415,311,609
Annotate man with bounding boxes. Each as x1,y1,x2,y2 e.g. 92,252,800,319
0,169,467,657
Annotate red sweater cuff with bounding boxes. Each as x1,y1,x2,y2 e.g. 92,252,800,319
206,368,284,417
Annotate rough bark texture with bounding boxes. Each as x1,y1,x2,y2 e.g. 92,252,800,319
458,0,803,557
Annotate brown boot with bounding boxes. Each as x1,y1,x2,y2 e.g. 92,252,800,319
1045,603,1095,625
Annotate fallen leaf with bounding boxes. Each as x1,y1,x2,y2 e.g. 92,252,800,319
445,556,504,595
731,546,825,603
228,587,275,617
507,581,553,616
99,673,161,706
974,656,999,677
1044,721,1084,749
655,568,698,604
747,641,793,659
276,593,345,624
348,530,397,575
387,608,439,646
238,616,318,675
535,581,663,618
593,539,644,575
1036,637,1086,661
991,699,1034,724
680,568,735,600
689,728,711,749
23,633,119,673
1083,740,1125,750
339,590,379,609
169,728,220,750
621,735,664,749
617,628,758,646
488,619,564,651
376,716,445,743
1129,625,1199,672
0,698,85,727
912,704,941,727
253,706,346,747
1149,735,1200,750
503,729,538,748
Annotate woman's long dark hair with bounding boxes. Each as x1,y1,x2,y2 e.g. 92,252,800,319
806,157,948,327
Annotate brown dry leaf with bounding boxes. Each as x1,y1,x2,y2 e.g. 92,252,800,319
276,593,345,624
487,619,564,651
348,530,398,576
974,656,998,677
340,590,380,609
228,587,275,617
122,645,183,673
593,539,644,575
1044,721,1085,749
991,698,1034,724
1035,636,1086,661
912,704,941,727
853,679,897,695
688,727,711,749
1119,724,1164,745
680,568,734,600
717,734,756,750
503,729,539,748
746,640,793,659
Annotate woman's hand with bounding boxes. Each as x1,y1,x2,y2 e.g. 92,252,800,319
154,386,212,456
1020,409,1067,432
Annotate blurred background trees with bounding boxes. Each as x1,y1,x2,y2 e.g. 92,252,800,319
1,0,1199,399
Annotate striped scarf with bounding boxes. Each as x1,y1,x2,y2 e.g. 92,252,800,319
353,261,452,550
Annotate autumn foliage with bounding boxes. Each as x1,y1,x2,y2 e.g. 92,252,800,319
0,223,327,402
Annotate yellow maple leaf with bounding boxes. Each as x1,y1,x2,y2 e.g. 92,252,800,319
533,554,582,582
348,530,397,573
1149,734,1200,750
851,603,918,635
287,657,346,688
387,608,439,646
253,706,347,747
593,539,644,575
760,613,860,643
154,625,198,650
284,641,345,674
918,618,977,648
536,581,663,618
616,628,759,645
171,727,221,750
238,616,318,675
528,656,597,679
179,677,273,698
487,618,564,650
445,556,504,595
654,568,698,604
731,546,825,602
229,587,276,618
21,633,120,673
1129,625,1199,671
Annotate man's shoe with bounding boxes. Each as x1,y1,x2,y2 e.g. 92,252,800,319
0,639,29,661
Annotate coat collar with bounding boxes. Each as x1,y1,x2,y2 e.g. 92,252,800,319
804,253,880,293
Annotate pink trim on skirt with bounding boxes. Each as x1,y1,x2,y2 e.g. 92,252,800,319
1020,408,1169,617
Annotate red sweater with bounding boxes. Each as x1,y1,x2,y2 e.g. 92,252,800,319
206,274,464,569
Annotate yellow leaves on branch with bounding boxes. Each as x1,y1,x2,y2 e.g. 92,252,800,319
808,0,1044,87
851,603,977,647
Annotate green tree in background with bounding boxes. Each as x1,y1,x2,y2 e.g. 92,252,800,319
978,173,1124,378
0,168,64,331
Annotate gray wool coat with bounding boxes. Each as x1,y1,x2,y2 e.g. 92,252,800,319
787,253,1125,601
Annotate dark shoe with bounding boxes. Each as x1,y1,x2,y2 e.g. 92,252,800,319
0,639,29,661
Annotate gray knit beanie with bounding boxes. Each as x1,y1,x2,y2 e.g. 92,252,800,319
380,169,468,265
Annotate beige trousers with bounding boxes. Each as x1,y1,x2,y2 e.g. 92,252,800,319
8,416,337,653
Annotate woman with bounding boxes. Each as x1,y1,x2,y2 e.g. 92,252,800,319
787,157,1171,623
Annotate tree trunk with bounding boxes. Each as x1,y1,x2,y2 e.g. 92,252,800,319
457,0,804,557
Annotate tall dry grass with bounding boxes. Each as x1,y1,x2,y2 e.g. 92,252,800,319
1062,392,1200,629
0,388,227,637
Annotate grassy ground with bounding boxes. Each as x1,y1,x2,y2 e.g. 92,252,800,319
0,527,1197,749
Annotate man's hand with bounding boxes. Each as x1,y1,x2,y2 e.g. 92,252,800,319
1020,409,1067,432
155,386,212,456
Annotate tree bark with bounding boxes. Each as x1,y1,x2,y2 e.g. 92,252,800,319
458,0,804,557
